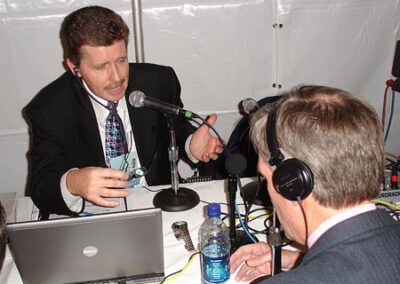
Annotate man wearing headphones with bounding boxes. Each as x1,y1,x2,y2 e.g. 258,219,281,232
230,85,400,282
25,6,223,217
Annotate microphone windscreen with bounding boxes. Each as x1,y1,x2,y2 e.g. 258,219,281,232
224,153,247,175
129,90,146,107
242,98,259,115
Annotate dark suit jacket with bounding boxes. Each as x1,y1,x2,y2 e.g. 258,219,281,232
262,209,400,283
25,63,196,216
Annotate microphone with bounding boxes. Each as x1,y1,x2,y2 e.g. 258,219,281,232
224,153,258,253
225,153,247,175
129,90,198,118
242,98,260,115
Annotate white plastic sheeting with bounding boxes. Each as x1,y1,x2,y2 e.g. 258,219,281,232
0,0,399,196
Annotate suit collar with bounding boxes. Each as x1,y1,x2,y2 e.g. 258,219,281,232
73,78,106,166
302,209,395,265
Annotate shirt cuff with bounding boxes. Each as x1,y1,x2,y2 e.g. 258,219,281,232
185,134,199,163
60,168,84,213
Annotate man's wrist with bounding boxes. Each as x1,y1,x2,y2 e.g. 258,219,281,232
185,134,199,163
61,168,83,213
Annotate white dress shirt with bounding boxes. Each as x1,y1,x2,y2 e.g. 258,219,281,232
60,81,196,213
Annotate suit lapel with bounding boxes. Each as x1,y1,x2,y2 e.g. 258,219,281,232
125,94,159,169
74,82,106,167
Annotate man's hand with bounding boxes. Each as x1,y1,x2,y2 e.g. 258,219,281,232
66,167,130,207
189,113,224,162
230,242,301,282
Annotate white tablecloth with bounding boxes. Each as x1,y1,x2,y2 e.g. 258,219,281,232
3,178,270,284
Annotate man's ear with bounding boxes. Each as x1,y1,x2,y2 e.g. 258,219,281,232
66,58,80,77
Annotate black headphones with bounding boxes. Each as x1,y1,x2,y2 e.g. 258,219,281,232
266,99,314,201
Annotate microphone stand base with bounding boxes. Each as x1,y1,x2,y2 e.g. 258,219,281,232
230,230,258,254
153,187,200,212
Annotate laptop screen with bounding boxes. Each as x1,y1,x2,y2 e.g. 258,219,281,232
7,208,164,284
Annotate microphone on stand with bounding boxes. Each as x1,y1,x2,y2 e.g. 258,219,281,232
129,90,200,212
238,98,272,207
270,209,282,275
129,91,200,118
242,98,260,115
225,153,258,253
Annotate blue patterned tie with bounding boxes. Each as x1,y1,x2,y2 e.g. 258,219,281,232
105,101,127,167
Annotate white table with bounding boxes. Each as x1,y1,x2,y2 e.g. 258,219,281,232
3,178,270,284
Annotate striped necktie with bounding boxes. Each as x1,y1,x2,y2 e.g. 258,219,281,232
105,101,127,167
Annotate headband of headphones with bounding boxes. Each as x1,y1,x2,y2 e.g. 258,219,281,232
265,98,314,201
266,99,285,166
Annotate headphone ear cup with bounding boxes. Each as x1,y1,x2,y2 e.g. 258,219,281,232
272,158,314,201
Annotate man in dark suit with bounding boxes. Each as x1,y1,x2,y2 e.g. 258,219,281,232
25,6,223,217
230,86,400,282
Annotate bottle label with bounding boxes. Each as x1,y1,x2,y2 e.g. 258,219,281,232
201,244,230,283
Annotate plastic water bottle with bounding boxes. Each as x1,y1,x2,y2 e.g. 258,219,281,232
199,203,230,284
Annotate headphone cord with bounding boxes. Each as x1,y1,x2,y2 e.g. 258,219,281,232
296,196,309,251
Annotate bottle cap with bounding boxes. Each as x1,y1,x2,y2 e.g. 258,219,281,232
207,203,221,217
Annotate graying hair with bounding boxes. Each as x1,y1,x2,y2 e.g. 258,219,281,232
250,85,384,209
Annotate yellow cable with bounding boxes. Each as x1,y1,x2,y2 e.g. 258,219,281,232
225,214,272,227
160,247,200,283
161,214,272,283
371,199,400,210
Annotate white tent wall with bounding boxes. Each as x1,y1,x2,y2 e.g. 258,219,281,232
0,0,399,197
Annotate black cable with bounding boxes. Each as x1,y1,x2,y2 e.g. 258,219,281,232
242,174,263,229
244,208,273,234
189,116,228,155
237,177,251,230
142,186,163,193
143,105,259,241
75,76,110,111
249,207,273,216
245,223,267,235
159,251,200,284
159,270,180,284
297,196,309,251
123,197,128,212
263,215,274,233
120,131,134,173
200,199,229,206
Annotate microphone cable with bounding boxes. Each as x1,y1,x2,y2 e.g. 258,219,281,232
127,88,258,240
189,113,259,244
234,200,257,243
159,249,200,284
186,114,228,156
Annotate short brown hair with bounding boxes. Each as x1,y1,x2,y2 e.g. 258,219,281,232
250,85,384,209
62,6,130,65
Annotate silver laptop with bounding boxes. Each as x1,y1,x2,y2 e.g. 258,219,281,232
7,208,164,284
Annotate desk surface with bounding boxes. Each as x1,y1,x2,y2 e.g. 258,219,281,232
3,178,270,284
